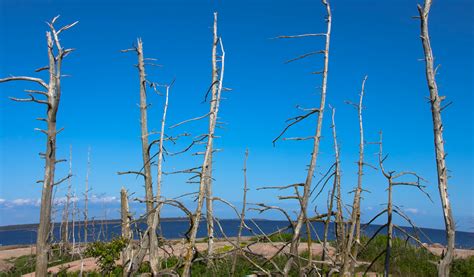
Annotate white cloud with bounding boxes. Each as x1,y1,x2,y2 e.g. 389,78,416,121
0,194,119,208
90,195,119,204
404,208,419,214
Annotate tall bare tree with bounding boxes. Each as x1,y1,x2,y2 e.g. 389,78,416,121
149,81,172,274
205,11,221,261
342,75,368,275
342,76,367,275
272,1,332,274
417,1,455,275
321,107,344,265
182,12,226,276
0,16,77,275
120,38,159,275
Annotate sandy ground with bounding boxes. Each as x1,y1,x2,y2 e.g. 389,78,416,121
0,241,472,276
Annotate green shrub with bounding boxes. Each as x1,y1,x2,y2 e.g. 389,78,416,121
85,236,128,274
358,235,438,276
451,256,474,276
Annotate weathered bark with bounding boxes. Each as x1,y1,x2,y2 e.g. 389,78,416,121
121,187,132,275
0,17,78,275
342,76,367,276
150,83,171,275
417,1,455,276
331,108,345,262
231,149,249,276
321,108,343,265
120,39,164,275
135,39,159,275
182,12,225,276
205,11,220,263
283,1,332,275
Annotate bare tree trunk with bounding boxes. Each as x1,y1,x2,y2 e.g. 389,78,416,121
135,38,159,274
283,1,332,275
384,176,393,277
205,12,220,263
417,1,455,276
61,146,73,251
121,187,132,275
72,190,77,253
150,83,171,275
231,149,249,276
351,75,367,273
0,17,78,275
84,147,90,244
321,108,341,264
182,12,225,276
342,76,367,276
331,108,345,263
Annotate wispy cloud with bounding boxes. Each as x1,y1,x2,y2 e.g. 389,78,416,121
90,195,119,204
404,208,419,214
0,198,42,208
0,195,119,208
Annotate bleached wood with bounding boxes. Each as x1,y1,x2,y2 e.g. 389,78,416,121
417,1,455,275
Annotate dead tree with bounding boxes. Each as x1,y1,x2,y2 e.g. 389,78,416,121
0,16,77,275
83,146,91,244
342,76,368,275
149,81,173,274
121,187,132,271
272,1,332,274
181,12,226,276
119,38,159,275
360,132,432,277
61,145,73,251
322,107,344,265
417,1,455,275
231,149,249,276
205,12,220,262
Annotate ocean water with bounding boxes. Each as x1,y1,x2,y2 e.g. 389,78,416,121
0,219,473,249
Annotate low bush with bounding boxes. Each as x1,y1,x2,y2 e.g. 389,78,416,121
84,236,127,275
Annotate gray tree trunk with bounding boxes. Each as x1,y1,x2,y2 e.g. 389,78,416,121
136,39,159,275
342,76,367,276
0,18,78,275
283,1,332,275
182,12,225,276
417,1,455,276
121,187,132,274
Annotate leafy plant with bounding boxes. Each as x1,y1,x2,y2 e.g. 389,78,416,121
85,236,127,274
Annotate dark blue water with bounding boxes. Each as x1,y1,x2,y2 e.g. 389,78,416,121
1,219,473,249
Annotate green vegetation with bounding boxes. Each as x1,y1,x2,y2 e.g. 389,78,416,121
357,235,474,277
84,237,128,275
0,247,76,277
2,236,473,276
357,235,437,276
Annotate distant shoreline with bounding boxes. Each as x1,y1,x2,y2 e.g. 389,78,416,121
1,218,473,235
0,218,274,231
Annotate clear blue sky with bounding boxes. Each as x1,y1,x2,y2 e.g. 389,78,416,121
0,0,472,231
